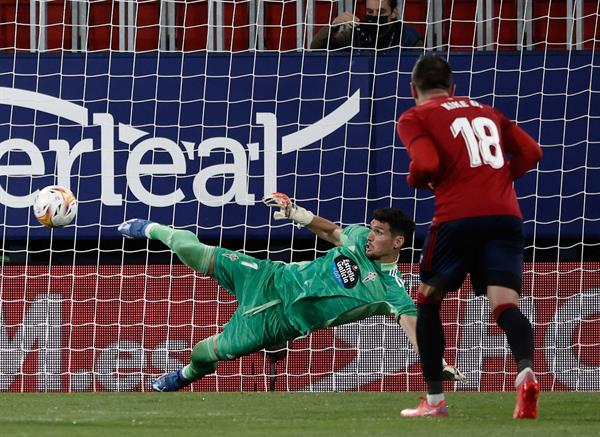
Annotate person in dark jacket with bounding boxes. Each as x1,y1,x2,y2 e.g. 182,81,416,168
310,0,423,50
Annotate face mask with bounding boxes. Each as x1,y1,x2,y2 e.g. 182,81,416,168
363,14,391,25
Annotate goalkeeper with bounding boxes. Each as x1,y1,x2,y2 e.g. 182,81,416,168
118,193,464,391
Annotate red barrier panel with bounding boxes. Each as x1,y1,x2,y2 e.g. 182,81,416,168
0,263,598,392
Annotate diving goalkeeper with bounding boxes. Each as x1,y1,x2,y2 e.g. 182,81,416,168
118,193,464,391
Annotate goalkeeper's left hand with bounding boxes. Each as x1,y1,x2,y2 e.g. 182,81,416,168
262,192,314,227
442,358,466,382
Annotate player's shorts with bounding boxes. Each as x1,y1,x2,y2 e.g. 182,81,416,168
212,248,301,360
419,215,524,295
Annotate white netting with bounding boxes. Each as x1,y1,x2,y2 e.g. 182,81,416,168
0,0,598,392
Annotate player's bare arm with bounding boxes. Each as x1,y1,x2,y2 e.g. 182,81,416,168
399,313,465,381
398,314,418,353
306,215,343,246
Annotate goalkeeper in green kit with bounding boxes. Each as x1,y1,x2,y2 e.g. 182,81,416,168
118,193,464,391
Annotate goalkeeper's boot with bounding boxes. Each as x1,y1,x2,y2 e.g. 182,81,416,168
513,368,539,419
152,369,192,392
118,219,154,239
442,363,466,382
400,398,448,417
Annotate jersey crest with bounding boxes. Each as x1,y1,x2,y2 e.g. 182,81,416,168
221,253,239,261
362,271,377,283
332,255,360,289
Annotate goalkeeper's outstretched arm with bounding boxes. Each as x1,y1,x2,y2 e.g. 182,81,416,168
399,314,419,354
263,192,342,246
399,314,466,382
306,215,343,246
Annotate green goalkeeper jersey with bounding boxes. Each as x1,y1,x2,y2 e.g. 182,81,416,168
273,225,416,335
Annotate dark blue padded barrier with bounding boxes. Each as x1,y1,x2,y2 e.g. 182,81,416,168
0,51,598,240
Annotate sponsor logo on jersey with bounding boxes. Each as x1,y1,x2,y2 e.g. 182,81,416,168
332,255,360,288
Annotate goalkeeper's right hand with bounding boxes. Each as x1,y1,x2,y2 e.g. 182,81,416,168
262,192,314,227
442,359,466,382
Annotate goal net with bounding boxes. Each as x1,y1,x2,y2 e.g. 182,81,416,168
0,0,598,392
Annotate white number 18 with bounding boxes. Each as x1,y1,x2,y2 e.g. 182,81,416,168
450,116,504,169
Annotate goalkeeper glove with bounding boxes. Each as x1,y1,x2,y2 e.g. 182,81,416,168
262,192,314,227
442,358,466,382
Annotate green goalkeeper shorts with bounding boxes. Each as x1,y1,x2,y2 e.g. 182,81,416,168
212,248,301,360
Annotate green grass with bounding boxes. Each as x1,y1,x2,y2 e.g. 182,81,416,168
0,392,598,437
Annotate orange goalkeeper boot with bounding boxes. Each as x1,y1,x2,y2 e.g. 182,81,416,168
513,368,539,419
400,398,448,417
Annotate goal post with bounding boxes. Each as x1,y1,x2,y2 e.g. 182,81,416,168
0,0,598,392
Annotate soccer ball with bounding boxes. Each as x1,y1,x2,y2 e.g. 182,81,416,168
33,185,78,227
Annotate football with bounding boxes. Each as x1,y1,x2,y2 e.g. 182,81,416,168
33,185,78,227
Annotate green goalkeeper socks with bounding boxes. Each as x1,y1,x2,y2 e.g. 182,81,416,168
148,225,215,274
148,225,219,381
181,336,219,381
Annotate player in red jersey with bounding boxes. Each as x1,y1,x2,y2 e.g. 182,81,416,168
396,55,543,418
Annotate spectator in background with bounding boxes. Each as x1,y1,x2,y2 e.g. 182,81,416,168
310,0,423,50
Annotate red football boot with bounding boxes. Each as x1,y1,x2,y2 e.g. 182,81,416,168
513,368,539,419
400,398,448,417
